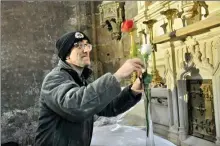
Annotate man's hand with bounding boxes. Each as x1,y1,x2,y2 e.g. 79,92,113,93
114,58,143,82
131,77,144,93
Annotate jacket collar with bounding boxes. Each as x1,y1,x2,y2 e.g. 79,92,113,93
58,59,92,79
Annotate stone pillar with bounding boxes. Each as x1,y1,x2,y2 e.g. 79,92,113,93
213,70,220,146
177,80,188,141
164,47,180,145
212,36,220,146
169,46,180,131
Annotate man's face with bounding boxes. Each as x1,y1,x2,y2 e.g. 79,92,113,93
66,40,92,67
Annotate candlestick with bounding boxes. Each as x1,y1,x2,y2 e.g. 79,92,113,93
143,19,164,87
129,28,137,83
160,8,178,32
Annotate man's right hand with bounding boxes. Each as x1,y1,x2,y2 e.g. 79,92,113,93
114,58,144,82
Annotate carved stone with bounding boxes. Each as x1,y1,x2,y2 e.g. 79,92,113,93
181,1,199,19
151,97,168,106
99,2,125,40
133,1,220,146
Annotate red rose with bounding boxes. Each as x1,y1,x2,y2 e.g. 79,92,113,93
121,20,134,32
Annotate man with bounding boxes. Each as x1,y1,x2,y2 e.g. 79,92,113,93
35,31,144,146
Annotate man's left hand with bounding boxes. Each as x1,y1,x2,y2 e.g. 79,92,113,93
131,77,144,93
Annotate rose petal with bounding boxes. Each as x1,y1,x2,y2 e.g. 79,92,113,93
121,20,134,32
141,44,152,55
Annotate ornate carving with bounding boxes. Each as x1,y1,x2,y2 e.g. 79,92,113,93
151,96,168,106
176,36,217,79
201,82,213,101
181,1,199,19
213,37,220,75
194,103,206,116
178,47,195,79
164,50,175,87
197,2,209,18
185,36,198,50
181,1,208,18
176,37,197,79
99,2,125,40
193,44,214,72
180,1,209,25
187,79,216,142
192,119,215,135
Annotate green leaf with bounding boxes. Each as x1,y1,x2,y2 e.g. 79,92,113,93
142,72,152,85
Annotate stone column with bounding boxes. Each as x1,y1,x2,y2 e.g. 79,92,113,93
169,46,180,131
164,47,180,145
213,74,220,145
212,37,220,146
177,79,188,141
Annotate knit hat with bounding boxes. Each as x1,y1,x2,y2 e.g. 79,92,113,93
56,31,90,61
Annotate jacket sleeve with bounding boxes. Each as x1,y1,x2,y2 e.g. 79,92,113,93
96,85,142,117
41,70,121,122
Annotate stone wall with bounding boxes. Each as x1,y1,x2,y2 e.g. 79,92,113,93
1,1,93,145
94,1,138,85
1,1,145,145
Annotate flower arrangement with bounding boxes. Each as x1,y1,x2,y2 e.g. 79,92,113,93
140,44,152,67
121,20,134,33
140,43,153,137
140,41,155,146
121,19,137,83
121,19,154,139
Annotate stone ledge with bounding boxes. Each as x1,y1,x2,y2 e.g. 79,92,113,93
153,123,169,138
153,14,220,44
182,136,219,146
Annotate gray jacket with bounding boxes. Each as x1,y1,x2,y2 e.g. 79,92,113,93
35,60,141,146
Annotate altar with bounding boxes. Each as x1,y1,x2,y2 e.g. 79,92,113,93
91,124,176,146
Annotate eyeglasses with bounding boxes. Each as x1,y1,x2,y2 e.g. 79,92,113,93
73,42,92,51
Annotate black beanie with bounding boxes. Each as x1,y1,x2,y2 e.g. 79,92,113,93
56,31,90,61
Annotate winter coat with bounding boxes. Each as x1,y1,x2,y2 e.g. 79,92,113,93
34,60,142,146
